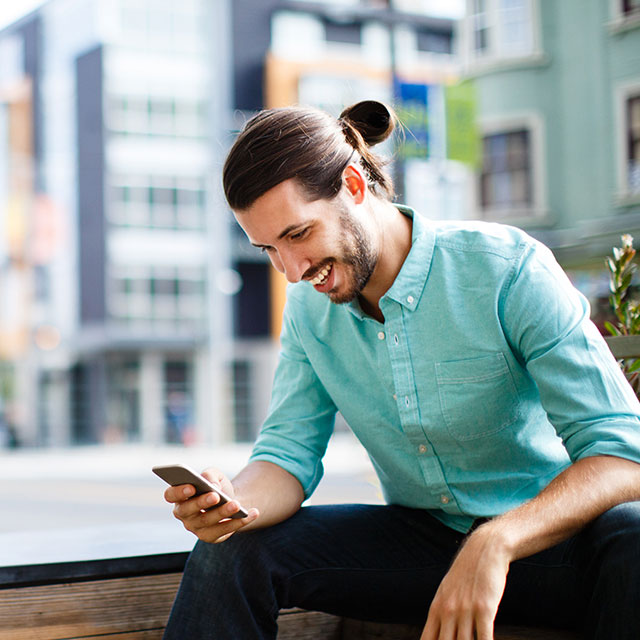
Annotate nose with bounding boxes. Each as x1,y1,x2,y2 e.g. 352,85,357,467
272,247,310,284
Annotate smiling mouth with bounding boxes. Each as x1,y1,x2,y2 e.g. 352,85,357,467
309,263,332,286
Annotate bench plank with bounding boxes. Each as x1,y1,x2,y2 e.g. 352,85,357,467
278,608,342,639
0,574,580,640
0,573,180,640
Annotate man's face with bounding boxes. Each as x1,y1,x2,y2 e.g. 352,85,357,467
234,178,378,305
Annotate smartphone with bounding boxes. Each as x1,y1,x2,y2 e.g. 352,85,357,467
152,463,249,519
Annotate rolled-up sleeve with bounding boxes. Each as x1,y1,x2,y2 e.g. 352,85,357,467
249,294,337,498
501,241,640,464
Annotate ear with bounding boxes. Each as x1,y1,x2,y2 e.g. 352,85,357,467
343,164,367,205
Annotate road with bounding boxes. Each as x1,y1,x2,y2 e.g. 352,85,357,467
1,432,382,535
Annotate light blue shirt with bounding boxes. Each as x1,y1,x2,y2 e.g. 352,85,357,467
250,207,640,533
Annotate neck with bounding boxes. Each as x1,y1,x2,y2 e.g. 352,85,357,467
359,200,413,319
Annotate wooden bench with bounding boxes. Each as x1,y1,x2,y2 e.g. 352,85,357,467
0,572,579,639
0,525,579,639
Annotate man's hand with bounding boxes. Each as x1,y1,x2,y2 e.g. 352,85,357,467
164,467,260,544
421,525,511,640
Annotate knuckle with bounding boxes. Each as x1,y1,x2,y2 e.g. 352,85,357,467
474,600,493,618
439,600,458,617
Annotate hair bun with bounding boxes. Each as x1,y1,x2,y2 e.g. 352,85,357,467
340,100,395,147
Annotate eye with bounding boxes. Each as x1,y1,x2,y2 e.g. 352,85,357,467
290,228,309,241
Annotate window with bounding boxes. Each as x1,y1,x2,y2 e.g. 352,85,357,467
416,28,453,54
627,95,640,194
108,265,207,328
324,19,362,45
471,0,489,55
464,0,540,65
106,93,205,139
107,174,206,230
480,129,532,213
622,0,640,17
500,0,533,55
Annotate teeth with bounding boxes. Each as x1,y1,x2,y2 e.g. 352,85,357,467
311,265,331,286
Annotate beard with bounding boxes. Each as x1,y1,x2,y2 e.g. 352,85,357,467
326,208,378,304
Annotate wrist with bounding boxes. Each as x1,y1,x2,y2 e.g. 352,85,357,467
467,520,518,564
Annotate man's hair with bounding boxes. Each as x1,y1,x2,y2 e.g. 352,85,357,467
223,100,397,211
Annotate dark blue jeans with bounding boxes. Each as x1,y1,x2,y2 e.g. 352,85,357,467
163,501,640,640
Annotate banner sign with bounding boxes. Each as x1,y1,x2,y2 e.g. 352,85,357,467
395,81,430,159
445,81,480,168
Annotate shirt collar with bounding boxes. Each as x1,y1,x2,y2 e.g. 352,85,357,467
381,205,434,312
346,205,435,319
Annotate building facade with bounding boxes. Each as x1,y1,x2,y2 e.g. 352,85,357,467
458,0,640,301
0,0,248,446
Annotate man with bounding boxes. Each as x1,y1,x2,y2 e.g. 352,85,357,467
163,101,640,639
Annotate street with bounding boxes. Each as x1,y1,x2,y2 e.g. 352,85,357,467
1,432,382,535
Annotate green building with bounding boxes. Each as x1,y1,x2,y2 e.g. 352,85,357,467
459,0,640,307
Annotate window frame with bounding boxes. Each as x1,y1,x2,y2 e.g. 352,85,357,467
614,79,640,204
608,0,640,31
461,0,545,72
474,112,548,224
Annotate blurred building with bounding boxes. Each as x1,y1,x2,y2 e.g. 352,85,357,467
458,0,640,314
0,0,255,446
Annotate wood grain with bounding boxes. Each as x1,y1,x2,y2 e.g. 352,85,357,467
0,573,180,640
0,577,579,640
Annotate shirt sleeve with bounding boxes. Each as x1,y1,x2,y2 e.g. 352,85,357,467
501,240,640,464
249,291,337,498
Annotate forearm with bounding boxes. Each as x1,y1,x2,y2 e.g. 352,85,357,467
232,460,305,530
473,455,640,561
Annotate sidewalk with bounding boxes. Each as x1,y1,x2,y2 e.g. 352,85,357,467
0,432,382,536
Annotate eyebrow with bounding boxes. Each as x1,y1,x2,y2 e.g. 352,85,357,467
250,222,312,249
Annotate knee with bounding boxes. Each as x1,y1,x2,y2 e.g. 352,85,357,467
588,501,640,549
185,529,273,581
581,501,640,581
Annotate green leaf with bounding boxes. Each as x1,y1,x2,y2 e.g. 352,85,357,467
604,321,621,336
626,359,640,373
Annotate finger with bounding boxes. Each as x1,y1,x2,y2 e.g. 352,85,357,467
173,491,221,521
474,616,494,640
164,483,196,504
192,497,248,528
204,508,260,544
420,610,440,640
455,616,474,640
201,468,226,490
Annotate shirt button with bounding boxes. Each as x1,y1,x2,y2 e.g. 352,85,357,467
393,334,399,345
392,393,397,400
377,331,385,340
440,495,450,505
407,295,414,304
405,396,410,407
418,444,428,454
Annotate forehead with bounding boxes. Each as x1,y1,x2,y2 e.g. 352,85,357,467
234,179,331,245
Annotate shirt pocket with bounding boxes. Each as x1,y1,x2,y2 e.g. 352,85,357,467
435,353,520,441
